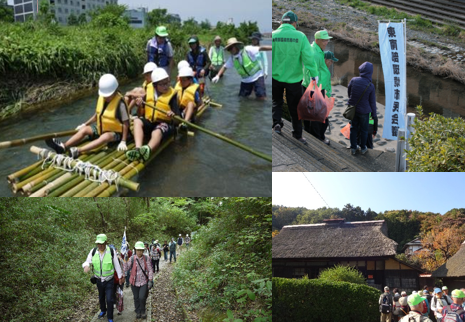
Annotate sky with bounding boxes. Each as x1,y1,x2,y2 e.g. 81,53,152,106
8,0,271,31
273,173,465,215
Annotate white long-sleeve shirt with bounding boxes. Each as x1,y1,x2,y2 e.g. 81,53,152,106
257,51,268,75
431,296,448,319
82,247,123,282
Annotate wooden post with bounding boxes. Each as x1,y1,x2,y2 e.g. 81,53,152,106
395,129,406,172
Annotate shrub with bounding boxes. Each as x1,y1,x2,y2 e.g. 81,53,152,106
406,106,465,171
318,265,366,284
272,277,380,322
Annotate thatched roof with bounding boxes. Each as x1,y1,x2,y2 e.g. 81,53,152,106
272,219,398,259
432,241,465,277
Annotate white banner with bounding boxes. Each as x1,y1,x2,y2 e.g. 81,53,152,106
120,228,128,255
379,22,406,140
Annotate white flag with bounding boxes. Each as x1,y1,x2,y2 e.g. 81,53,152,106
120,229,128,255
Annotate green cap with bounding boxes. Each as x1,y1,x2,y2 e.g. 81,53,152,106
188,36,198,44
155,26,168,37
135,241,145,250
452,289,465,298
408,293,425,306
95,234,107,244
324,51,339,62
282,11,298,23
315,30,333,40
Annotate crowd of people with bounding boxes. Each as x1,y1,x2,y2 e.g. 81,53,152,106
272,10,378,154
82,233,192,322
379,285,465,322
45,26,271,161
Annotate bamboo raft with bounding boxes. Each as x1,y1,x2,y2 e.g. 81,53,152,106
5,97,217,197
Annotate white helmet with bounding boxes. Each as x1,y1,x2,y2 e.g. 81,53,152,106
151,68,169,83
177,60,190,70
178,66,194,78
186,234,189,237
98,74,118,97
143,62,157,74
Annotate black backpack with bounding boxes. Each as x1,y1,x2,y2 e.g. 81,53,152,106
380,294,391,314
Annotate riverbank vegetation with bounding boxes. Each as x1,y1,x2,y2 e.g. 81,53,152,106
0,3,258,120
0,198,270,322
272,204,465,272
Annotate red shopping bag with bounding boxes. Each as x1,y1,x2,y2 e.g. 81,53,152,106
297,80,335,123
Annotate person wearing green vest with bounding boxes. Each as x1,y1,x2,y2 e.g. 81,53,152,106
82,234,124,322
250,32,268,79
272,11,318,144
302,31,335,145
211,37,271,100
209,35,225,80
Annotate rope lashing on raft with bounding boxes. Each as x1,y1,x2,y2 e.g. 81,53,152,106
111,157,140,175
38,148,122,190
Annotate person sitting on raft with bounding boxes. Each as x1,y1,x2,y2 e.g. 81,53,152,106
176,60,199,85
46,74,130,158
212,37,271,100
176,66,202,130
125,68,179,162
125,62,157,117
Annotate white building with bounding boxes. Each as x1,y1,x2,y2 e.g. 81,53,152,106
13,0,118,25
403,238,423,255
124,7,147,28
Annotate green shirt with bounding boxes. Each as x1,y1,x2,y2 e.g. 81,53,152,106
272,24,318,83
302,42,332,97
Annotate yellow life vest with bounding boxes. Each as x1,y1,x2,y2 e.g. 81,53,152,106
95,93,126,135
174,81,182,93
145,87,176,123
178,83,199,109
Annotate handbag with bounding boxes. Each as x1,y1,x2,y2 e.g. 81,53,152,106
343,82,372,120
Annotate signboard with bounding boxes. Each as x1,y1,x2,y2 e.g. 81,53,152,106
378,22,406,140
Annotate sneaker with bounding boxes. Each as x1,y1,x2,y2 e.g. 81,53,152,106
361,147,368,154
179,123,188,132
139,145,151,162
141,313,147,319
126,148,141,162
351,149,356,155
136,314,141,318
69,147,79,159
273,124,281,134
295,137,308,145
357,145,361,151
97,311,106,319
45,138,66,154
321,138,330,145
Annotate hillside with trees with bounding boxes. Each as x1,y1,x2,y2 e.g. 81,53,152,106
272,204,465,272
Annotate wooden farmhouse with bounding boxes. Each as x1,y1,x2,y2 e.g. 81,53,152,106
272,219,425,292
432,240,465,290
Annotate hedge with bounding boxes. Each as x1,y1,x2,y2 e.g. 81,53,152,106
272,277,380,322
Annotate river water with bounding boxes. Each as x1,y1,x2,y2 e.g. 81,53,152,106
0,43,271,197
303,30,465,118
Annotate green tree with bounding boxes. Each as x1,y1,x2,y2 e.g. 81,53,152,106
77,12,87,25
67,13,78,26
147,8,170,27
0,0,13,22
37,0,56,24
183,17,200,34
200,19,211,30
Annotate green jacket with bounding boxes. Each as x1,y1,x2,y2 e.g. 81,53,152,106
272,24,318,83
303,42,332,97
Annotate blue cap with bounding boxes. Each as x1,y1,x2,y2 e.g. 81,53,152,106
434,288,442,294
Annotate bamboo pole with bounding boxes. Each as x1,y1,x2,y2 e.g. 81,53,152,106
0,130,77,149
142,101,271,163
7,160,42,183
29,146,140,192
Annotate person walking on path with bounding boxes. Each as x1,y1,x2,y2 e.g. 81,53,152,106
123,243,132,288
380,286,393,322
442,286,453,305
348,61,378,155
82,234,124,322
162,240,169,262
185,234,191,250
432,288,448,322
150,244,161,273
124,241,153,319
400,293,433,322
441,289,465,322
169,238,177,263
177,234,183,253
302,30,335,145
271,10,318,144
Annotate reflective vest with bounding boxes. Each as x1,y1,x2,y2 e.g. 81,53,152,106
233,50,262,79
144,87,176,123
92,246,114,278
178,83,199,109
187,46,207,73
95,93,126,135
147,38,170,67
174,81,182,93
210,46,224,65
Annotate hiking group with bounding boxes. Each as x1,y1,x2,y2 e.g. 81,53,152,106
45,26,271,161
272,10,378,153
379,285,465,322
82,233,192,321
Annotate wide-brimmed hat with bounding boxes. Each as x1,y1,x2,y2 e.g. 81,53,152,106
315,30,333,40
250,32,262,40
95,234,107,244
324,51,339,62
225,37,243,50
214,35,221,41
399,297,408,306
